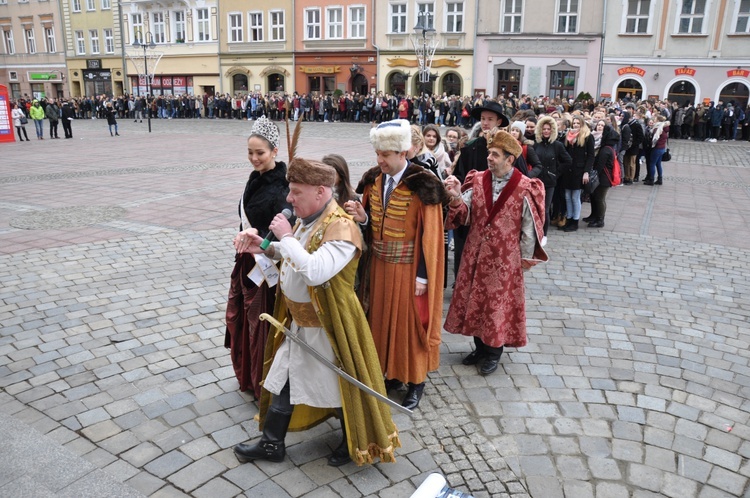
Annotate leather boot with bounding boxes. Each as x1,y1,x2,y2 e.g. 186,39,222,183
328,409,351,467
234,408,292,463
655,177,663,185
563,219,579,232
402,382,425,410
480,346,504,375
462,336,486,365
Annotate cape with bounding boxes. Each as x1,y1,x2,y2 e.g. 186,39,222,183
258,202,400,465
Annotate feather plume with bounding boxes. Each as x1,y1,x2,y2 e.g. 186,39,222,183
285,112,292,161
288,118,302,162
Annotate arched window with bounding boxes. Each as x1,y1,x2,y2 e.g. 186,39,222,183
719,82,749,109
267,73,285,93
616,78,643,100
351,73,368,95
667,80,696,106
232,74,248,94
388,72,408,96
442,72,461,97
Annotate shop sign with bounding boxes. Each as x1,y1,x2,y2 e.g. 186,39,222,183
86,59,102,69
29,72,53,80
727,69,749,78
675,67,696,76
617,66,646,77
299,66,340,74
173,76,185,86
162,77,172,86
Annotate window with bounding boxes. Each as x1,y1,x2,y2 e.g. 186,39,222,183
229,13,243,42
390,3,407,33
196,8,210,41
625,0,650,33
502,0,523,32
249,12,263,41
131,13,143,42
0,0,6,5
45,27,55,53
104,28,114,53
3,30,14,55
305,8,321,39
678,0,706,33
556,0,578,33
349,6,365,38
174,11,186,41
417,3,435,29
86,0,95,11
75,30,85,54
270,10,285,41
89,29,99,54
101,0,110,9
327,7,343,39
446,2,464,32
24,28,36,54
9,71,17,80
736,0,750,33
71,0,81,13
152,12,166,43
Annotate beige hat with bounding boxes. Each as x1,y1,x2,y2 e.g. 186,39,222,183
486,129,522,158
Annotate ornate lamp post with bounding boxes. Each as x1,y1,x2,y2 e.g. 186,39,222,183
413,11,436,97
132,32,156,133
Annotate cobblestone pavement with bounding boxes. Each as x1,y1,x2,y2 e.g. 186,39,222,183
1,118,750,497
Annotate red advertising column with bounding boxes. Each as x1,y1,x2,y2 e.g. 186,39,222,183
0,85,17,143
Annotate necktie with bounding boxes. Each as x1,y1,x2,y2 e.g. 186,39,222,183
384,177,395,208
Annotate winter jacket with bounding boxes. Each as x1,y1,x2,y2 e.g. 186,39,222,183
533,116,572,189
593,125,620,189
45,104,60,121
623,114,643,155
563,132,595,190
29,104,45,121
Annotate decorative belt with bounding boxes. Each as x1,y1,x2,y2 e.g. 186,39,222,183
284,297,321,327
371,240,415,264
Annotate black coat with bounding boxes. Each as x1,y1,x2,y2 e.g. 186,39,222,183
454,135,487,183
624,118,643,155
239,161,292,238
562,133,595,190
533,137,572,188
593,126,621,189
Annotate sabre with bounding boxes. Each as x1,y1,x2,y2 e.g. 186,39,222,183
259,313,413,417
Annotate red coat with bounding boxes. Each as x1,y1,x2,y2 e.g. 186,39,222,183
444,168,548,348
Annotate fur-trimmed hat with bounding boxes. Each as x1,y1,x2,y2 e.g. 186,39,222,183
370,119,412,152
287,157,337,187
486,129,522,158
250,116,280,149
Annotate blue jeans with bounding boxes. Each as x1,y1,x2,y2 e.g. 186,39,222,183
564,189,582,220
34,119,44,138
649,148,666,180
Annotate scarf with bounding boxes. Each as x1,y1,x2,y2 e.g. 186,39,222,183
566,129,579,146
592,131,602,151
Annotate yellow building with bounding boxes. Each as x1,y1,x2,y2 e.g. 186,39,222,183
217,0,293,95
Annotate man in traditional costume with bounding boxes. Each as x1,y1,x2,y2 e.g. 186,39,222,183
451,101,510,278
232,158,399,467
345,119,448,410
444,129,548,375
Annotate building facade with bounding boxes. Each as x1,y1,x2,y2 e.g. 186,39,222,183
120,0,220,97
294,0,377,96
374,0,475,97
218,0,293,96
0,0,67,99
474,0,604,100
601,0,750,108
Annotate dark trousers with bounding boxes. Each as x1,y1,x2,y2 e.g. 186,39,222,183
473,336,503,360
49,120,59,138
590,185,609,222
16,126,29,140
62,120,72,138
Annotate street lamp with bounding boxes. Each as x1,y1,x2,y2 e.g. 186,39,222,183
413,10,437,97
132,32,156,133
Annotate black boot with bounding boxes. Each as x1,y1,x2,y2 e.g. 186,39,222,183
563,219,579,232
328,409,351,467
462,336,486,365
655,177,663,185
588,219,605,228
234,408,292,463
402,382,425,410
582,215,595,223
480,346,504,375
557,218,572,230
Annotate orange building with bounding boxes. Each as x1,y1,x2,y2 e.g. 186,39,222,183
293,0,376,96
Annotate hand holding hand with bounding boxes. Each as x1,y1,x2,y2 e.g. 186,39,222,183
444,175,461,197
234,228,263,254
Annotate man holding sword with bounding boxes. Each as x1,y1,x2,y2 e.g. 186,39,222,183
232,157,401,467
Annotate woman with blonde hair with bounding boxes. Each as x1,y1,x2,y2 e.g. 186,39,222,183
407,124,440,178
560,115,595,232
